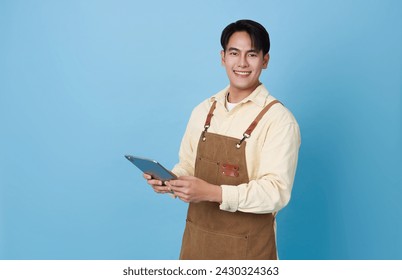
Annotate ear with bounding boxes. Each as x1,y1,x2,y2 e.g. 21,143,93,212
220,50,225,66
262,53,270,69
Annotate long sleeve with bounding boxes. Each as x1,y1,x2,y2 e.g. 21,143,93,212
220,121,301,214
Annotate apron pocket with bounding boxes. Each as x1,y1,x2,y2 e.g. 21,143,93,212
181,220,248,260
194,157,220,185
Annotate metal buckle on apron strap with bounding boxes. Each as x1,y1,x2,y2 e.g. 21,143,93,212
202,101,216,142
202,125,209,141
235,100,281,148
236,132,250,149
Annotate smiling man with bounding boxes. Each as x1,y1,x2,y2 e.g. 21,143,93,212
144,19,301,259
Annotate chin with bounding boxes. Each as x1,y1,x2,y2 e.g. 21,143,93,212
231,82,258,91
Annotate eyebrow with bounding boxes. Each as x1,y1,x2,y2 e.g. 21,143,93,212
227,47,258,53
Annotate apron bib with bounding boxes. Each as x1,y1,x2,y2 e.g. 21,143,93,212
179,100,281,260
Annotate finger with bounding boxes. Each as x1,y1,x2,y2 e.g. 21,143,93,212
168,192,177,199
176,194,190,203
169,185,185,194
152,185,170,193
171,187,188,199
144,174,165,186
147,179,163,186
177,176,195,181
167,179,187,188
166,185,174,194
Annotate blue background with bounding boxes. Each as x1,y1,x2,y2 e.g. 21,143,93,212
1,0,401,260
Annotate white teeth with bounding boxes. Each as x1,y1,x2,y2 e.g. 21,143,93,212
234,71,251,75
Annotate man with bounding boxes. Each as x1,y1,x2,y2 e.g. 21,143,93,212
144,19,300,260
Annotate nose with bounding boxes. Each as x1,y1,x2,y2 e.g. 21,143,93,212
238,54,248,68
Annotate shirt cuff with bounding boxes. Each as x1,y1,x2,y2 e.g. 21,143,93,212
219,185,239,212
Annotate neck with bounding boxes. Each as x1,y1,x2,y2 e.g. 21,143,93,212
227,82,261,103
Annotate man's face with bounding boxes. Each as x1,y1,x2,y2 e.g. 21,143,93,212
221,31,269,94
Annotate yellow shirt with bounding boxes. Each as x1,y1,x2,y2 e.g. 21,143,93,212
172,84,301,214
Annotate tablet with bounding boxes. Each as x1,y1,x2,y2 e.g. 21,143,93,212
124,155,177,182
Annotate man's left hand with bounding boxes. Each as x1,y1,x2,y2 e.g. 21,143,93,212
166,176,222,203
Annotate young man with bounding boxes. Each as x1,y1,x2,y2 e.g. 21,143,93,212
144,19,301,259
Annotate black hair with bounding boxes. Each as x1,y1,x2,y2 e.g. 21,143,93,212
220,19,270,55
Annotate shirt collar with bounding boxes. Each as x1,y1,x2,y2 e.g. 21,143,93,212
211,84,270,108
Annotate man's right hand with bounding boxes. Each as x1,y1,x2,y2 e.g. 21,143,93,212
143,173,174,194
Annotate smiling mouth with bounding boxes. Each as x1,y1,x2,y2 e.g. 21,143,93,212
233,70,252,76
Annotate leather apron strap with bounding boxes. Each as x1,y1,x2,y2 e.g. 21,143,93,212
237,100,282,148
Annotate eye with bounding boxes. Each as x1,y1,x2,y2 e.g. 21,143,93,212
248,53,258,57
229,51,238,56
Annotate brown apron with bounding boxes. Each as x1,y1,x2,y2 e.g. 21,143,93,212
179,100,281,260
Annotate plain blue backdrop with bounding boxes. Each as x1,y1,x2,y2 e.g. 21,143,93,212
1,0,401,259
